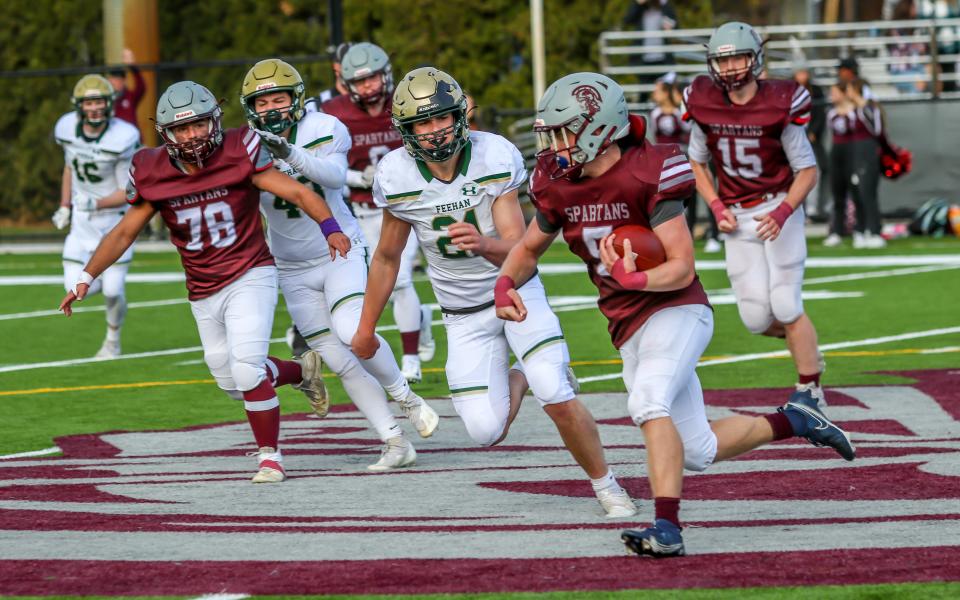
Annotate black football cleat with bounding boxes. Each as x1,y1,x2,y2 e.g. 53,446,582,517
781,389,856,461
622,519,686,558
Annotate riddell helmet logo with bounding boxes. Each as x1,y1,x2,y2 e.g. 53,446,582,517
174,110,196,119
572,85,602,116
255,82,277,91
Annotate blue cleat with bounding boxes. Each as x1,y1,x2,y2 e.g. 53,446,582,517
781,390,856,461
621,519,686,558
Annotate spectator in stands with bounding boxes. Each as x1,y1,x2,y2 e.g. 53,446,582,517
304,42,352,112
622,0,678,96
919,0,959,92
105,48,145,132
888,0,928,93
838,57,875,99
824,82,856,247
794,66,828,221
847,79,886,248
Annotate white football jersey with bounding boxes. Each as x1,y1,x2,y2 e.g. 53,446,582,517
373,131,526,311
259,111,365,266
54,112,140,215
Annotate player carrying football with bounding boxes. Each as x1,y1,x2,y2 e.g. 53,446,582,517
684,22,827,404
240,59,438,470
497,72,855,557
59,81,349,484
52,75,140,358
351,67,638,518
323,43,434,383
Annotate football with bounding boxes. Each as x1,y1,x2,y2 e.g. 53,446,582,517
611,224,666,271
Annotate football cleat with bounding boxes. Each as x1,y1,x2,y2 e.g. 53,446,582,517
293,350,329,417
596,487,638,519
794,381,827,410
398,391,439,438
781,390,856,461
704,237,723,253
367,436,416,471
417,305,436,362
250,446,285,483
95,338,121,359
401,354,422,384
622,519,686,558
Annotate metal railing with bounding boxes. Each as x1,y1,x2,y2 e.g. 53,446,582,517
599,18,960,109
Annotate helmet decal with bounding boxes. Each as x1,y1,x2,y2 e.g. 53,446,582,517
572,85,603,117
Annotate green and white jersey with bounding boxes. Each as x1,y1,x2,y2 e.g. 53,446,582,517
259,111,365,266
54,113,140,215
373,131,526,311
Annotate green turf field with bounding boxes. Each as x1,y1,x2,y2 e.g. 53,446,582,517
1,235,958,456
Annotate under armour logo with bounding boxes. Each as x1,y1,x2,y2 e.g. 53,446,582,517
461,183,478,196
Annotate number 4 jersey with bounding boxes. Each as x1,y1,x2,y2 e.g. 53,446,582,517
683,75,815,206
373,131,526,311
126,128,275,300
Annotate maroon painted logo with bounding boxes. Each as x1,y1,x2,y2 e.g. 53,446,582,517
572,85,603,116
1,369,959,595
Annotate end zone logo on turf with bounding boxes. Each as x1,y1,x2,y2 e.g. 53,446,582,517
1,369,959,595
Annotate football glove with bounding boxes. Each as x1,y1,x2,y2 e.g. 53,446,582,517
256,129,293,160
346,165,376,189
52,206,71,230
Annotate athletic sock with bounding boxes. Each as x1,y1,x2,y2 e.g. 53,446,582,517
590,469,622,493
400,332,420,356
265,356,302,387
243,379,280,449
764,412,797,440
654,496,681,528
798,372,821,387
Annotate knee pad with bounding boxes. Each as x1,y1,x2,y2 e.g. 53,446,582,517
627,378,672,425
682,430,718,472
453,393,508,447
524,356,574,406
203,350,235,392
464,417,506,447
230,361,266,392
770,284,804,325
738,300,775,335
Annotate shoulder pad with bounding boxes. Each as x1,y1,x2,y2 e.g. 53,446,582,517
54,112,78,144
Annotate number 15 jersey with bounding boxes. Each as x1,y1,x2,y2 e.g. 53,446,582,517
683,75,815,206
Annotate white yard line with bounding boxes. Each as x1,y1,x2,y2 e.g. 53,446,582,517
577,326,960,384
0,298,188,321
186,595,251,600
0,446,61,460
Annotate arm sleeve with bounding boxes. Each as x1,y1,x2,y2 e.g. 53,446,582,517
371,172,388,209
687,122,711,163
124,163,141,205
535,209,562,234
285,120,350,189
649,199,685,228
781,124,818,170
252,138,274,172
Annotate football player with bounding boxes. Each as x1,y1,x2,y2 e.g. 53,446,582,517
60,81,350,484
322,43,434,383
497,72,855,557
351,67,638,519
52,75,141,358
683,22,828,404
241,59,438,470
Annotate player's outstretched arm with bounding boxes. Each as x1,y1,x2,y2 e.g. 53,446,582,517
59,201,156,315
448,189,524,267
495,217,557,322
352,211,411,358
599,214,695,292
251,167,350,258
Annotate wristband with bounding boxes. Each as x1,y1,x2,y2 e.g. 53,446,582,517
766,201,795,229
611,259,649,291
494,275,516,308
319,218,342,238
74,271,95,296
708,199,728,223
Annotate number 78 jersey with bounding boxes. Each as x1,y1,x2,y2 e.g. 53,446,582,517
682,75,813,205
373,131,526,311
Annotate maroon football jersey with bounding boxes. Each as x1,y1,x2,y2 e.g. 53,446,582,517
127,128,275,300
531,141,710,348
650,107,690,145
683,75,811,205
321,94,402,206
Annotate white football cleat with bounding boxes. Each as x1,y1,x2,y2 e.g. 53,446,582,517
293,350,329,417
822,233,842,247
417,305,436,362
367,436,416,471
250,446,285,483
398,391,439,438
852,232,867,249
703,237,722,253
94,338,121,359
596,487,639,519
401,354,422,384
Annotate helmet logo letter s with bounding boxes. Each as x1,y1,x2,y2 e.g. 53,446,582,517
572,85,602,117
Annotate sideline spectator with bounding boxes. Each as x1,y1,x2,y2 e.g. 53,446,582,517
847,79,886,248
794,66,828,221
888,0,928,93
105,48,146,132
